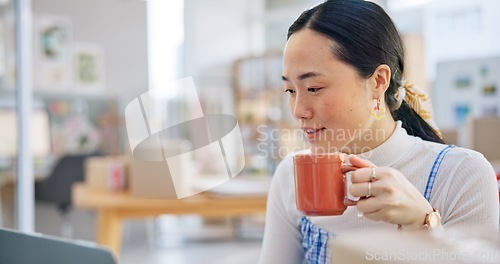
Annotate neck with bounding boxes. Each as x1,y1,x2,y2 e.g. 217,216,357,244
340,117,397,155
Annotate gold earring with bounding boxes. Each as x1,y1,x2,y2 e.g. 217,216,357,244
371,98,386,120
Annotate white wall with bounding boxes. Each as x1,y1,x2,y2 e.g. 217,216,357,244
32,0,149,101
183,0,324,115
263,0,322,51
423,0,500,80
432,56,500,130
183,0,266,115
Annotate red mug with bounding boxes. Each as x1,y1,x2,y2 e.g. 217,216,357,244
294,153,358,216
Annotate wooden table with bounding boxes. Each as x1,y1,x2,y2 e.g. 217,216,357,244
72,183,267,256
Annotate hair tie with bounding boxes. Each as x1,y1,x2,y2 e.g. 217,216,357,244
394,86,406,110
396,80,442,138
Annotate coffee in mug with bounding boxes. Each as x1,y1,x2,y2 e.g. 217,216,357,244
294,153,359,216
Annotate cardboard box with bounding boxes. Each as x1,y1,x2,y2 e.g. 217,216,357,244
85,155,130,191
440,129,458,146
129,139,192,199
469,117,500,161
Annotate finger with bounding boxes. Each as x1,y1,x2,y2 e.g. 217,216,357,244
348,155,376,168
351,167,379,183
350,181,380,197
363,210,385,222
364,208,400,224
350,181,368,197
341,164,358,174
356,198,386,222
341,155,359,173
356,198,381,216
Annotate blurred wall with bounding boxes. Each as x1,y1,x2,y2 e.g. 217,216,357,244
183,0,323,116
184,0,265,116
33,0,149,102
423,0,500,80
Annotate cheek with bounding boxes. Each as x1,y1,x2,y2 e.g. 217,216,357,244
318,100,344,121
288,96,295,112
349,91,372,115
321,97,370,125
322,95,350,112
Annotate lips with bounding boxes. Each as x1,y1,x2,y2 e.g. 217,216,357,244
302,127,326,140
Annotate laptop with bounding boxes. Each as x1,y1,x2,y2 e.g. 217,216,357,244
0,228,115,264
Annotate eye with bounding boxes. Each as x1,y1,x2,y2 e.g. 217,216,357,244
307,87,322,93
284,89,296,94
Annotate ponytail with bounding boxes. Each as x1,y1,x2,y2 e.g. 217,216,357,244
393,101,444,144
388,81,444,144
286,0,445,144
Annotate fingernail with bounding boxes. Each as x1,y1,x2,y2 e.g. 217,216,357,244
345,155,352,166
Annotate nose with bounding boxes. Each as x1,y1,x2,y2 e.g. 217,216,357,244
292,95,312,120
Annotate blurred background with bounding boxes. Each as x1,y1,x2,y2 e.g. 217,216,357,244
0,0,499,263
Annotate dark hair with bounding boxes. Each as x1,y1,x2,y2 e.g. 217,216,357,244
287,0,444,144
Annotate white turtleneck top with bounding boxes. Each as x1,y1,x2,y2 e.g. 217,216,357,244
259,121,499,264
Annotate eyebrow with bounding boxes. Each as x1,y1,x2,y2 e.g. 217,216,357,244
282,72,322,82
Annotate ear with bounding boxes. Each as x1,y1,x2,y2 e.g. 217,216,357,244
370,64,391,99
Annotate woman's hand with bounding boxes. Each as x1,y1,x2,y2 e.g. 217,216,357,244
344,155,434,230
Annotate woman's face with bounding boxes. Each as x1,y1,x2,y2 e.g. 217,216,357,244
282,29,376,153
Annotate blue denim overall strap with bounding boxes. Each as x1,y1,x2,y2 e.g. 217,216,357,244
423,145,455,201
298,145,455,263
299,216,332,264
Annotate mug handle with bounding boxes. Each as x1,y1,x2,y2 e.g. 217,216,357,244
343,167,360,206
